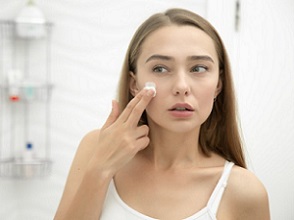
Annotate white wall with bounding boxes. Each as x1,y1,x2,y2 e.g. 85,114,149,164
0,0,293,219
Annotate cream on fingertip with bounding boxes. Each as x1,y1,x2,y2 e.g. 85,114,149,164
144,82,156,97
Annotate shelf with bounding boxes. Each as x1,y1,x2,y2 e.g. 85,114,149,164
0,19,53,179
0,157,52,178
0,82,53,102
0,20,53,40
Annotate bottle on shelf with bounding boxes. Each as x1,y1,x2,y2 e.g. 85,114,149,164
23,142,35,162
22,142,35,178
7,69,22,102
15,0,46,39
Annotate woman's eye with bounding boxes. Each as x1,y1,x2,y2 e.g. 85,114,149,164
153,66,168,73
191,65,208,73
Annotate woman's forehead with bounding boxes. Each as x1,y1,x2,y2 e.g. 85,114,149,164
138,25,218,64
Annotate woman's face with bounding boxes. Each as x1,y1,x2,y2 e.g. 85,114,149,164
130,25,221,133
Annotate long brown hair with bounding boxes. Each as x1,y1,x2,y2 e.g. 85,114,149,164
117,8,246,168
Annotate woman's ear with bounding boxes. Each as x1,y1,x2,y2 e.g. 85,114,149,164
129,71,139,96
215,71,223,98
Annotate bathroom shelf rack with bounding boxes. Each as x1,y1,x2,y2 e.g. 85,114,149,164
0,20,53,178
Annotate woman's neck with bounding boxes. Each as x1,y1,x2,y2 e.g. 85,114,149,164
141,126,205,170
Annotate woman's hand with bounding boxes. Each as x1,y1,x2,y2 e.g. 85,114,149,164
54,88,155,220
88,88,155,178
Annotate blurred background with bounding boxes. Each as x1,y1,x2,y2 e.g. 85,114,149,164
0,0,293,219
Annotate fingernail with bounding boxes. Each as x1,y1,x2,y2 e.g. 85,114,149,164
146,88,155,97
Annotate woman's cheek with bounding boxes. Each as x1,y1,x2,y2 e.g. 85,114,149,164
199,89,216,113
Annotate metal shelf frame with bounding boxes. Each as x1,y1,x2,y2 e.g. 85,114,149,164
0,20,53,178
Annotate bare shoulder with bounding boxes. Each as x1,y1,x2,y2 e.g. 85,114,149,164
229,166,268,200
70,129,101,174
225,165,270,219
63,128,101,181
79,129,101,150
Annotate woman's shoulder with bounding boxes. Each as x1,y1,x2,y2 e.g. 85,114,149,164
79,129,101,145
72,129,102,163
68,129,102,176
225,164,270,219
210,156,267,198
229,165,267,199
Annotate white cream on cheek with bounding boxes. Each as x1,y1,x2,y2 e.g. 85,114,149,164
144,82,156,97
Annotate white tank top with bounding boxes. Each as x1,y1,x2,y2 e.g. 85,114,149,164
100,161,234,220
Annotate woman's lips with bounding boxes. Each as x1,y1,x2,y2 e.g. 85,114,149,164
168,103,194,118
169,103,194,111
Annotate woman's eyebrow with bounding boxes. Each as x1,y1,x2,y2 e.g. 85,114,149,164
145,54,173,63
188,55,215,63
145,54,214,63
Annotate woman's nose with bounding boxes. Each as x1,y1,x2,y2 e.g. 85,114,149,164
172,73,191,96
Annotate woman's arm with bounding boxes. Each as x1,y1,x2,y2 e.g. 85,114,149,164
54,89,155,220
54,130,111,220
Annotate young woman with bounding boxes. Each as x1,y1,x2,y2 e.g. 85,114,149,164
54,8,270,220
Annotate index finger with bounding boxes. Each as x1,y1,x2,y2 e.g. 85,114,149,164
118,88,155,126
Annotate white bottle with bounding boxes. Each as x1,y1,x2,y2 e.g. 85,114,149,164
7,69,22,102
23,142,35,162
15,0,46,39
23,142,35,178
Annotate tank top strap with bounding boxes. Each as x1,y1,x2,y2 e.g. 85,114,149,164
207,161,234,215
